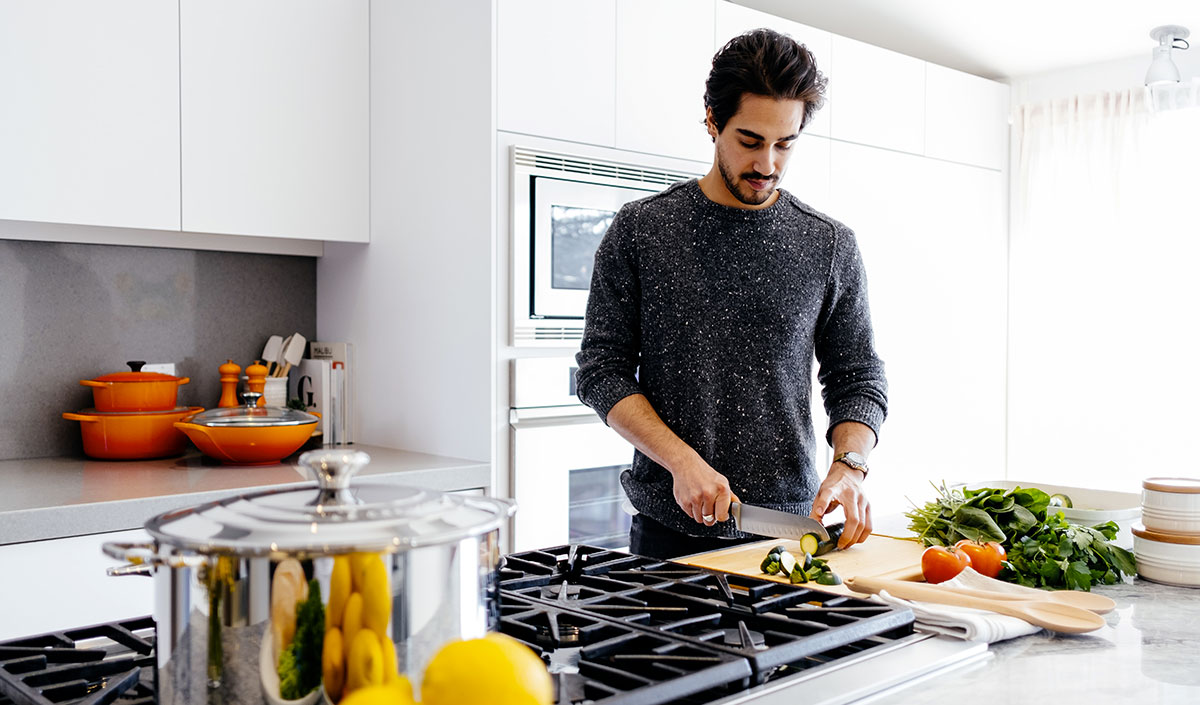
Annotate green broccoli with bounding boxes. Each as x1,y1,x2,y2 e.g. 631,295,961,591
278,578,325,700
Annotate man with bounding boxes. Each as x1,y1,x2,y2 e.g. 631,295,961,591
575,29,887,560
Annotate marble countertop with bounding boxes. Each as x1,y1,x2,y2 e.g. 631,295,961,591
869,577,1200,704
0,444,490,544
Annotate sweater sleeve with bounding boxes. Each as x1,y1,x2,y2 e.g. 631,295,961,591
574,207,644,423
815,223,888,446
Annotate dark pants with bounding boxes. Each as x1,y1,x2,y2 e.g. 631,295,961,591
629,513,764,560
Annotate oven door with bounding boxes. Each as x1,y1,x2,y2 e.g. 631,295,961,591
530,175,655,319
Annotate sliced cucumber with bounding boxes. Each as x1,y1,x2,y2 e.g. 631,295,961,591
800,552,814,571
760,555,780,574
814,523,845,556
778,550,798,575
804,565,824,582
768,544,787,556
798,533,820,556
815,571,843,586
789,564,809,584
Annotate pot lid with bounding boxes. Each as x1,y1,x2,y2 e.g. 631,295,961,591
80,405,201,417
92,360,184,383
183,392,317,427
144,449,514,555
1143,477,1200,494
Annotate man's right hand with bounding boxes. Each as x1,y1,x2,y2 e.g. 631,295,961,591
604,394,739,527
670,459,740,526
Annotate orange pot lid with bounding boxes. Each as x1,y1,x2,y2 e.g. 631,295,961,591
92,361,183,383
79,406,199,417
1132,523,1200,545
1143,477,1200,494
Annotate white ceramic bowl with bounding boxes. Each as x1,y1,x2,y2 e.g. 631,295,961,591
1141,507,1200,535
1133,523,1200,588
1142,477,1200,514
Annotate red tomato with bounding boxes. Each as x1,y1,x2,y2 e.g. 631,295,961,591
921,546,971,583
954,540,1005,578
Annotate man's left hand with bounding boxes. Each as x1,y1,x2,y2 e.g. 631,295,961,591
809,462,871,549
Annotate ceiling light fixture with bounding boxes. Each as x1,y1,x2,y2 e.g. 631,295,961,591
1146,25,1190,86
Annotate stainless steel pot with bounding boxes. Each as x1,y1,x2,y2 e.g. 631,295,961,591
104,449,514,705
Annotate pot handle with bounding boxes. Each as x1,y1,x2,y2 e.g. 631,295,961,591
102,540,207,575
176,377,191,387
173,421,212,439
79,379,108,389
62,412,99,423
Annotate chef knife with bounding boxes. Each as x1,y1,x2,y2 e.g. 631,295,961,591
729,502,830,542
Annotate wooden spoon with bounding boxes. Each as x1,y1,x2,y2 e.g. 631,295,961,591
846,575,1107,634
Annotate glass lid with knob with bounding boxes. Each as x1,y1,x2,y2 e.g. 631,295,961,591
144,449,515,555
182,391,319,427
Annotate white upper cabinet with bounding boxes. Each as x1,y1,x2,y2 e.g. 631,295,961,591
713,1,831,137
785,133,831,213
829,36,925,155
180,0,369,242
614,0,715,162
0,1,180,231
498,0,617,146
925,64,1010,170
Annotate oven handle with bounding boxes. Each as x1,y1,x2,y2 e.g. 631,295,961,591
509,406,602,429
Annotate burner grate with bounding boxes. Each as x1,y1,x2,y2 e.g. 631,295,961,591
0,617,156,705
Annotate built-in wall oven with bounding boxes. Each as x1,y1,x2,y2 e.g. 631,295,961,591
509,146,703,345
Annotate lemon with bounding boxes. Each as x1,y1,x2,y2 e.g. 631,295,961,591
379,633,400,683
349,552,376,593
327,555,352,631
323,627,346,700
421,633,553,705
338,681,415,705
360,556,391,636
342,591,364,661
346,627,384,693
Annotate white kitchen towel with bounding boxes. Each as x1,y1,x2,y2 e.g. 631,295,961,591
871,571,1043,643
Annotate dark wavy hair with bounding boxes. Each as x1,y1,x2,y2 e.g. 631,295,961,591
704,29,827,134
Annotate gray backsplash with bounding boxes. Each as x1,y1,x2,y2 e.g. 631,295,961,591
0,238,316,460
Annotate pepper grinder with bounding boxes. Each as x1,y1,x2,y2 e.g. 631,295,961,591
218,360,241,408
245,360,269,407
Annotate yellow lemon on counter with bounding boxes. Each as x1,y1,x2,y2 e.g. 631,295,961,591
322,626,346,700
361,556,391,636
337,681,415,705
327,555,352,630
421,632,553,705
342,592,364,661
346,626,385,693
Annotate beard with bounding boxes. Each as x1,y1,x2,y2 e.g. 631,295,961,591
716,145,778,206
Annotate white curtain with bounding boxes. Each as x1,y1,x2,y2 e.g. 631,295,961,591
1008,80,1200,491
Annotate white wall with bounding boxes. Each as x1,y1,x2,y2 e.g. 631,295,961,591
317,0,496,463
1010,49,1200,106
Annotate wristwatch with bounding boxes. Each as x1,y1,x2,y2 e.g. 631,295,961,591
833,451,869,478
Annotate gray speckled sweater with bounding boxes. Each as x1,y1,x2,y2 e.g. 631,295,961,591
575,179,887,537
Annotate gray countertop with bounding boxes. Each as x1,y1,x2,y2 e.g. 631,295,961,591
0,444,490,544
867,577,1200,704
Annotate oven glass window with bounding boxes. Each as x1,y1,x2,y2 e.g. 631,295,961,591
551,205,615,290
569,463,632,549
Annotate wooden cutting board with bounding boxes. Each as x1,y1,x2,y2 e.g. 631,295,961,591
679,534,925,597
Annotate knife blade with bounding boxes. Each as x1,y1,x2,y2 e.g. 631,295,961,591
729,502,830,542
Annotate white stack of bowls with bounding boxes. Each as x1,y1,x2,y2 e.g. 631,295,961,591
1133,477,1200,587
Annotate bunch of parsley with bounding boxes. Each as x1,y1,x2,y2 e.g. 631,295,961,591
905,482,1137,591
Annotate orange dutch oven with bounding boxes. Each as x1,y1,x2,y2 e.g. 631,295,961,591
63,406,204,460
175,392,318,465
81,361,190,412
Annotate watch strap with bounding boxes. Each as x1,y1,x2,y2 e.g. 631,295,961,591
833,451,869,478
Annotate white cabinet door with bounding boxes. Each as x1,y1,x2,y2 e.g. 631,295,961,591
614,0,715,162
180,0,369,242
0,1,180,231
713,1,831,138
498,0,616,146
785,133,830,214
0,529,154,641
829,36,925,155
828,142,1006,516
925,64,1010,170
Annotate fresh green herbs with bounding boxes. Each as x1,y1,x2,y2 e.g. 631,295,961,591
905,482,1136,591
278,578,325,700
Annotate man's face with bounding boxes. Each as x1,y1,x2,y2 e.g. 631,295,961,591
706,94,806,208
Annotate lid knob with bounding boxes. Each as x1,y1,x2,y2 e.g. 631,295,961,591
300,449,371,507
127,360,146,372
241,391,264,408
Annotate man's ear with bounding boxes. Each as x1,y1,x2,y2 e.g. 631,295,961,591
704,107,718,143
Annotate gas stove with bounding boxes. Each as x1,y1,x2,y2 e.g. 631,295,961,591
0,546,986,705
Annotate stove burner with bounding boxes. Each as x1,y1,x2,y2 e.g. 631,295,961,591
722,621,767,651
542,580,583,601
537,621,582,646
